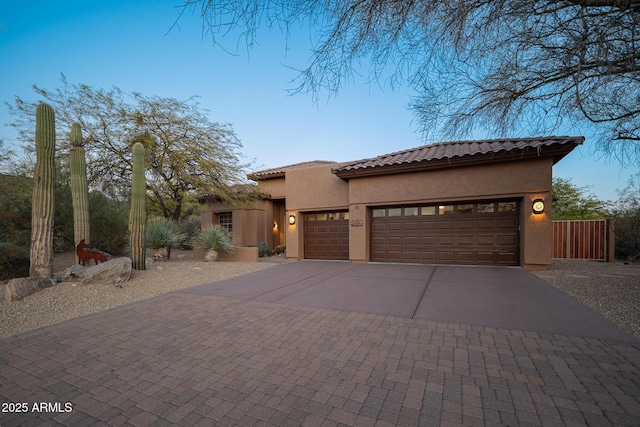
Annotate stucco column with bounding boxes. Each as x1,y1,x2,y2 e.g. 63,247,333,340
349,204,368,262
286,211,301,260
522,193,552,270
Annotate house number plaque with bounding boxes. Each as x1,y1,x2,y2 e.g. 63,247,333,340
350,219,363,227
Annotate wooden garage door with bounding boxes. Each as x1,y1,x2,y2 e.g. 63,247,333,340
371,201,519,265
304,211,349,260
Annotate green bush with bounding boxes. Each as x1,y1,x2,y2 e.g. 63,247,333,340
179,215,202,249
274,244,286,254
193,225,237,255
257,241,273,257
0,243,30,280
146,217,186,249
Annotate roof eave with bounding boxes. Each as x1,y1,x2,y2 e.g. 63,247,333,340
247,172,285,181
333,142,582,179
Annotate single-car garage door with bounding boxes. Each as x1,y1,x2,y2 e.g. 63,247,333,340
304,211,349,260
371,201,519,265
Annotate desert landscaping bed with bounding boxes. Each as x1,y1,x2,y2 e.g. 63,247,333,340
1,254,638,340
0,250,274,338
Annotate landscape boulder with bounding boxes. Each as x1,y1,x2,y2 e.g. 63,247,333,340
80,257,132,288
58,264,86,281
4,277,56,302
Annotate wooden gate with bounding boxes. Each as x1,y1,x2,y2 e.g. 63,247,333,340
552,219,614,261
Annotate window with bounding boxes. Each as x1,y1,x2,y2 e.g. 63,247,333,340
498,202,517,213
421,206,436,216
458,204,473,214
316,213,328,221
305,213,316,221
342,212,349,220
328,212,340,220
219,212,233,233
372,209,386,217
404,207,419,216
439,205,455,215
477,203,494,213
388,208,402,217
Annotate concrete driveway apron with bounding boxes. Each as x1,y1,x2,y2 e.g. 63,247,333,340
1,261,638,426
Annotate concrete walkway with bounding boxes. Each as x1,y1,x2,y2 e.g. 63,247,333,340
1,261,639,426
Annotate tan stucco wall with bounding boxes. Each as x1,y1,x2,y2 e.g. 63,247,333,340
285,164,350,211
258,177,286,199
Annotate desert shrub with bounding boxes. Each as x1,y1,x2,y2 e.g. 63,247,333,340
146,217,186,249
179,215,202,249
257,241,273,257
274,244,286,254
193,225,237,255
0,243,30,280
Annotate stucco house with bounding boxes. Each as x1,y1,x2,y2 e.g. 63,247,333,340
200,136,583,270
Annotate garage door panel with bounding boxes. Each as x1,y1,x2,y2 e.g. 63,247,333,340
497,235,517,245
477,219,495,228
420,252,436,262
457,220,474,229
438,251,455,262
439,220,455,229
438,236,455,245
404,236,419,245
371,201,519,265
457,236,474,245
477,235,496,246
420,221,436,230
388,236,402,245
498,218,517,228
456,251,474,262
403,221,419,231
420,236,436,245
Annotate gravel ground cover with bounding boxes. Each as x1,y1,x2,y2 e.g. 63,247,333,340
532,259,640,340
0,250,274,338
2,253,638,341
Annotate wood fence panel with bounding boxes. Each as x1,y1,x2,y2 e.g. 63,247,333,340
552,219,609,261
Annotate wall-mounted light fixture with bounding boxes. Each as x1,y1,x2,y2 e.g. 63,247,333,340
532,199,545,214
273,222,278,230
289,214,296,225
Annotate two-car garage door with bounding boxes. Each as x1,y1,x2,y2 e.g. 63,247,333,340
371,201,520,266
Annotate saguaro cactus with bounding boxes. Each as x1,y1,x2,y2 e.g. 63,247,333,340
30,102,56,278
129,142,146,270
70,123,90,263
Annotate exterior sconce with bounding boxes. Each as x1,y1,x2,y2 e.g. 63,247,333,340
289,214,296,225
532,199,545,214
273,222,278,230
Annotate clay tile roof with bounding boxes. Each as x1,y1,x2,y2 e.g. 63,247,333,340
333,136,584,178
248,160,336,181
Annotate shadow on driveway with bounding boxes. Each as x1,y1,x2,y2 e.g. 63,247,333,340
182,261,637,344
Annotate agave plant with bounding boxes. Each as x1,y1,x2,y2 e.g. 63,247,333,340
193,225,237,261
145,217,185,260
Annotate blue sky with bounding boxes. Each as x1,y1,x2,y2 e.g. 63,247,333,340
1,0,636,202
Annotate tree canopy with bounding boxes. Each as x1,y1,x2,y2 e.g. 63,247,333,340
178,0,640,165
552,177,610,220
7,76,247,221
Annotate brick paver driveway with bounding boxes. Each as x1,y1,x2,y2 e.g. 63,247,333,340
1,261,639,426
